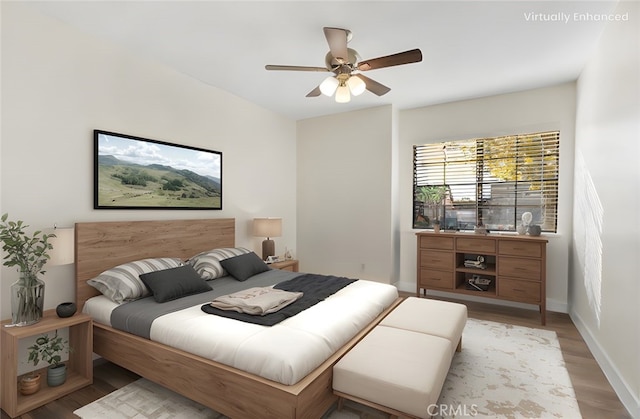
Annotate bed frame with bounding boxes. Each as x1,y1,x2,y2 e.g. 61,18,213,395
75,218,401,418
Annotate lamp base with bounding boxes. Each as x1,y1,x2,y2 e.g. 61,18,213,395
262,239,275,261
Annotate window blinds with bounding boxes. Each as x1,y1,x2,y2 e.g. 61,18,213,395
413,131,559,232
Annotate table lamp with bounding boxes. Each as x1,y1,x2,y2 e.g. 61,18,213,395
253,218,282,260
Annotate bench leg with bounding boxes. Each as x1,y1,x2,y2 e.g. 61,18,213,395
456,337,462,352
337,397,344,411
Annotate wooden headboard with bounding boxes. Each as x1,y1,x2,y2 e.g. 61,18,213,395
75,218,235,310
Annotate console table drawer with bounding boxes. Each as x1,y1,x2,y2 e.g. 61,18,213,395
419,269,453,290
419,236,454,250
456,237,495,254
499,257,541,279
499,278,541,303
499,241,543,257
420,250,454,271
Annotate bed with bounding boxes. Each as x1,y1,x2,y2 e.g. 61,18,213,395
75,218,401,418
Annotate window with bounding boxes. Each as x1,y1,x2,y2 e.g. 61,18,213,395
413,131,559,232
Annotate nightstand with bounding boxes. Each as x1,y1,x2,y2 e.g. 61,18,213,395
269,259,299,272
1,310,93,418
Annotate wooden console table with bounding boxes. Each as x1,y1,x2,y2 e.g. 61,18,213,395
416,231,548,324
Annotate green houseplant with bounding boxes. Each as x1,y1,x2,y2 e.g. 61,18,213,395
27,331,70,387
0,213,55,325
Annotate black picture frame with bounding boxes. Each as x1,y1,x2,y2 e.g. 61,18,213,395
94,130,222,210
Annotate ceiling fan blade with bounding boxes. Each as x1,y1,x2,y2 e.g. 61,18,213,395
323,27,349,63
306,86,322,97
265,65,329,72
357,74,391,96
357,49,422,71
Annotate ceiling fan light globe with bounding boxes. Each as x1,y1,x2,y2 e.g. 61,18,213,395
335,85,351,103
319,76,339,96
347,75,366,96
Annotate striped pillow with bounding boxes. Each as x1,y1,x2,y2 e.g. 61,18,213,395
187,247,251,280
87,257,183,304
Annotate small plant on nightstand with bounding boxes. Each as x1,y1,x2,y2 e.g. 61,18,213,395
27,331,71,387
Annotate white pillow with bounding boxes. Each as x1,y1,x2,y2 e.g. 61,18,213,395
187,247,251,280
87,257,183,304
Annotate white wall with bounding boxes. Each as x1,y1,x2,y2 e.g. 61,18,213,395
398,83,577,313
297,106,396,283
0,3,297,321
571,1,640,416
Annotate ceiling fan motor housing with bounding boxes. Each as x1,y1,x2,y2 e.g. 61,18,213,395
325,48,360,73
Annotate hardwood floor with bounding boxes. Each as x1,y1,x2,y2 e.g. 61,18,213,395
1,296,631,419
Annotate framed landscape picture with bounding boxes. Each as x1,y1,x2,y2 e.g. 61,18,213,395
94,130,222,209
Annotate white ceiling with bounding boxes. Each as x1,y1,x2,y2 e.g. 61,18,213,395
25,0,619,121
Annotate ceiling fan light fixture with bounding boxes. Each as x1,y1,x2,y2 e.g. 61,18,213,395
347,75,366,96
335,84,351,103
319,76,339,96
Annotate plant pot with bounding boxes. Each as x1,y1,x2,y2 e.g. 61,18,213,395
47,364,67,387
19,374,41,395
10,273,45,326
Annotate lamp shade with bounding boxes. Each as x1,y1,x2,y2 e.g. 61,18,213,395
335,84,351,103
347,75,366,96
319,76,339,96
253,218,282,238
48,227,74,266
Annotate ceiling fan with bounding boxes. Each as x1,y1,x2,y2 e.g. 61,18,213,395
265,27,422,103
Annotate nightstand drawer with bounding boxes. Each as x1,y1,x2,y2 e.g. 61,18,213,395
499,278,541,303
420,250,454,271
269,259,299,272
419,269,454,290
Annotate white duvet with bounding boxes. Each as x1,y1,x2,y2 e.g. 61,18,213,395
84,279,398,385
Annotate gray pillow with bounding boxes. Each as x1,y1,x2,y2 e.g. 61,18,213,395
220,252,271,281
139,264,212,303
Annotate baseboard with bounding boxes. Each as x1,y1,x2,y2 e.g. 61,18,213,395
570,311,638,418
396,280,568,313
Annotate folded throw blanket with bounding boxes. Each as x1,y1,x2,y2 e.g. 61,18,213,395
202,274,357,326
209,287,303,316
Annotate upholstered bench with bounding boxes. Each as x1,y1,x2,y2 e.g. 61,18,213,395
332,298,467,419
379,297,467,356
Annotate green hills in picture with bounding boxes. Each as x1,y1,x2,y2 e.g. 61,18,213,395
97,155,221,208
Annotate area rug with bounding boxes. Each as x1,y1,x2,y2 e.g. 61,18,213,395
74,318,580,419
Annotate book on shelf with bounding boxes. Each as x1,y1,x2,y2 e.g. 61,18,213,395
464,255,486,269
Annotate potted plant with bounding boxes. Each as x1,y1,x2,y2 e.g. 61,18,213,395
0,213,55,325
27,331,70,387
432,219,441,233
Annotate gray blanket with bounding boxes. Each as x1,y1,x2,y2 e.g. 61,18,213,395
111,269,299,339
201,274,357,326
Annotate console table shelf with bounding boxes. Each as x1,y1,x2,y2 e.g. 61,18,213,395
416,231,548,324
